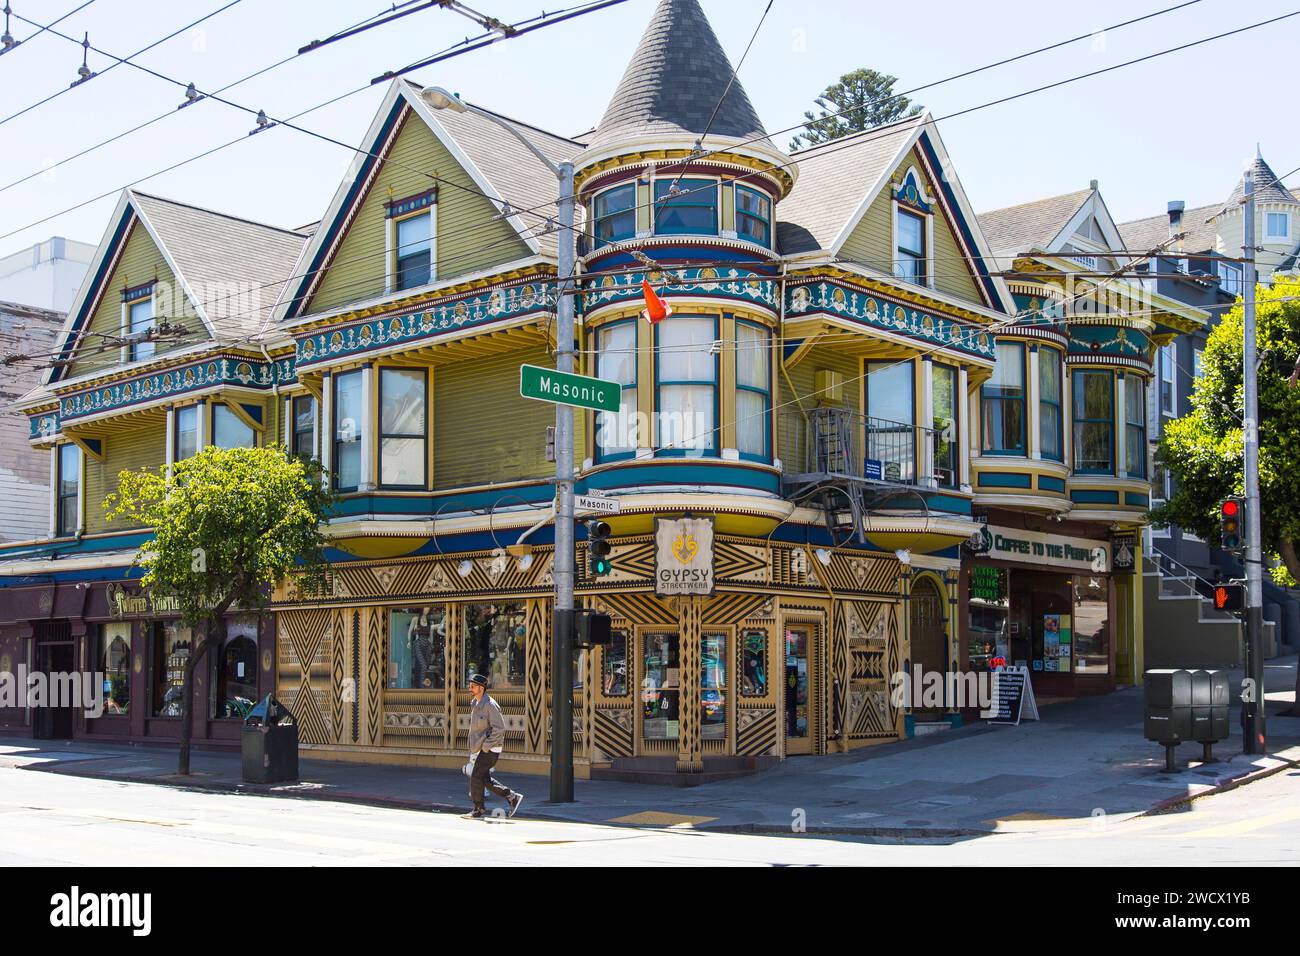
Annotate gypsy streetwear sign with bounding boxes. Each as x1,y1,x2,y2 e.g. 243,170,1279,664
654,516,715,596
968,525,1109,572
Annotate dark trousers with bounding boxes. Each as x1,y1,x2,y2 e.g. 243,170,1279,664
469,750,513,809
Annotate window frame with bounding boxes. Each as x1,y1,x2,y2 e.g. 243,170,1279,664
1072,368,1115,475
652,177,718,237
594,319,639,463
734,185,772,247
1266,211,1290,240
864,359,917,483
1159,344,1176,417
211,402,257,450
931,361,959,488
394,208,434,292
1038,346,1064,462
592,182,637,248
332,369,364,492
734,319,772,462
1124,373,1147,480
981,342,1026,456
56,442,80,537
895,207,927,284
1218,260,1243,296
654,313,720,457
291,394,316,460
377,365,428,489
174,404,199,462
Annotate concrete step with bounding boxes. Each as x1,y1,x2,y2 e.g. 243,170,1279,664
590,755,779,787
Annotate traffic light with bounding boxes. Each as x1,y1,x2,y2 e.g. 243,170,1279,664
1220,497,1245,552
586,519,612,576
575,608,612,647
1213,582,1244,612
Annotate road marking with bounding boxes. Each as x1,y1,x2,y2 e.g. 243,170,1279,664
606,811,718,827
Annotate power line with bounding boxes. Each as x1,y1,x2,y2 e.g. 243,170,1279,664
0,0,97,55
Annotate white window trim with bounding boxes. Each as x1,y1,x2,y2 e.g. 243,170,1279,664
1265,210,1290,241
650,174,721,240
320,374,333,487
1160,344,1177,418
388,207,437,294
51,443,83,538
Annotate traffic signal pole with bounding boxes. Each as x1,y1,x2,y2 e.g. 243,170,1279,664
1241,169,1266,755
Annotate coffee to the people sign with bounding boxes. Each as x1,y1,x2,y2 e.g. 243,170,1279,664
969,524,1110,573
654,517,715,596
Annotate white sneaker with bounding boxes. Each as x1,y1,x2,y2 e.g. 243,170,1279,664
508,792,524,818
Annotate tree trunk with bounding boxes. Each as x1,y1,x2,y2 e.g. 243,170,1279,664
1279,538,1300,716
177,595,235,775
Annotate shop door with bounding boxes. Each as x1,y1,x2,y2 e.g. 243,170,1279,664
783,625,816,755
33,628,75,740
909,578,947,713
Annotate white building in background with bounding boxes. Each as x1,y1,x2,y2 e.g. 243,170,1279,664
0,237,92,542
0,237,95,313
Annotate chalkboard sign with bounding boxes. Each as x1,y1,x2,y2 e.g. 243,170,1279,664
984,666,1039,725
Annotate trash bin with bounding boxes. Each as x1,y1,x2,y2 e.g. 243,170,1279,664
1144,669,1193,772
242,694,299,784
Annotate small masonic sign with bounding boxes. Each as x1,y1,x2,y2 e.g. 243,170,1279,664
655,516,715,596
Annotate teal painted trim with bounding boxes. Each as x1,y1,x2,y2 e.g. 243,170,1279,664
0,529,153,562
584,462,781,495
1070,489,1119,504
1037,475,1066,493
922,493,972,515
329,484,556,518
978,472,1033,489
904,714,916,738
1125,492,1150,507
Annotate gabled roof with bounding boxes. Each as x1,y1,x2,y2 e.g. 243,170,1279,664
585,0,769,154
277,80,580,322
776,115,922,255
976,188,1093,257
46,190,308,385
775,113,1014,314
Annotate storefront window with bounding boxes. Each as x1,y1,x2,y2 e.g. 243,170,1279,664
642,631,680,739
740,629,767,696
152,622,192,717
1073,576,1109,674
463,604,526,689
389,607,446,689
967,565,1009,672
702,631,727,739
785,627,812,740
98,622,131,716
602,629,628,696
215,619,258,719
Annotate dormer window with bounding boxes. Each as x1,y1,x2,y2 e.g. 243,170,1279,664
593,183,636,247
896,208,926,284
735,186,771,246
653,178,717,236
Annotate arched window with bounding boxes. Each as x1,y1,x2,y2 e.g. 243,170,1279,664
215,624,258,719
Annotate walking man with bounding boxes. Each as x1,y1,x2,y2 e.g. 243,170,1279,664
464,673,523,819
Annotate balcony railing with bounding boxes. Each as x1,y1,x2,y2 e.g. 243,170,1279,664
781,406,954,488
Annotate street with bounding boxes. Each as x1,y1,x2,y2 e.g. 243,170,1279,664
1,762,1297,866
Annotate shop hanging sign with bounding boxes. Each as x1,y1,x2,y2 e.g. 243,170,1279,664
1110,534,1137,575
967,525,1109,573
106,583,181,618
654,516,715,597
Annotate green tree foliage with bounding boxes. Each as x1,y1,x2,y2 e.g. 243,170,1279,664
1151,276,1300,587
105,445,332,773
789,68,922,150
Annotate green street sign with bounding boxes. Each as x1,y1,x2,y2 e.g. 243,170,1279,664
519,364,621,412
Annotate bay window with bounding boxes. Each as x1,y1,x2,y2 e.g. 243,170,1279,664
932,363,958,487
596,321,638,460
735,321,771,460
56,443,80,537
174,404,199,461
1125,374,1147,479
379,367,427,487
865,360,915,482
333,369,363,491
291,395,316,460
653,178,717,235
656,315,717,455
395,211,432,291
1038,347,1063,461
212,403,255,449
1072,369,1114,474
593,183,636,247
982,342,1025,454
735,185,771,246
1159,344,1175,416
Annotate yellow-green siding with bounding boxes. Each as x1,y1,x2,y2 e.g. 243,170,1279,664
67,222,204,380
84,427,166,534
307,110,532,315
777,348,861,469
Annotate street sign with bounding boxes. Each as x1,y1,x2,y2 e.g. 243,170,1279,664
519,364,621,412
576,494,621,515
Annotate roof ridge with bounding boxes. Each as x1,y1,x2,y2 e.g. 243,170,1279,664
786,113,925,157
978,187,1093,219
128,189,311,238
402,80,581,148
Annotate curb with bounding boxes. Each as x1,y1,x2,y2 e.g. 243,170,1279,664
1143,752,1300,815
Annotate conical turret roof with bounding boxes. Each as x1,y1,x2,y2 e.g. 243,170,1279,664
585,0,770,154
1228,149,1298,205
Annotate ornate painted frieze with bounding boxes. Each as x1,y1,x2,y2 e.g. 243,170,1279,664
584,266,779,314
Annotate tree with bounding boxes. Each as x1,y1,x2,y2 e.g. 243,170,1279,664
1151,276,1300,713
789,68,922,150
105,445,332,774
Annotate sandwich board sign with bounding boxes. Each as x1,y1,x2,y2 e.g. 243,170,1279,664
983,666,1039,725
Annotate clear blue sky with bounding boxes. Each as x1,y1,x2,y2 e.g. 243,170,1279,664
2,0,1297,255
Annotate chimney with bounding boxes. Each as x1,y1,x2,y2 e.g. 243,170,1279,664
1167,200,1185,254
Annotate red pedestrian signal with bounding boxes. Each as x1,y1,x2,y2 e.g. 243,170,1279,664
1213,583,1244,611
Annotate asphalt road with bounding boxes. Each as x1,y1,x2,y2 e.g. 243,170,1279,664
1,764,1297,866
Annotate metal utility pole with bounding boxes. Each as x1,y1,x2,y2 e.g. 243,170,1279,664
422,87,576,801
1241,169,1266,754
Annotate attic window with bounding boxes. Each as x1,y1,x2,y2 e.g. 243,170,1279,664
896,208,926,284
395,211,433,291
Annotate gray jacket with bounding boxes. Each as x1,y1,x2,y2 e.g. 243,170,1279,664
468,692,506,753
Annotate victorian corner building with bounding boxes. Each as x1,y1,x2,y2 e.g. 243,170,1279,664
0,0,1207,776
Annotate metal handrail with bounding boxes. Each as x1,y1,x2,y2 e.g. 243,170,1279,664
781,406,948,487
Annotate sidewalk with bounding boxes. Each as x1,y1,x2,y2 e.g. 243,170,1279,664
4,659,1298,837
